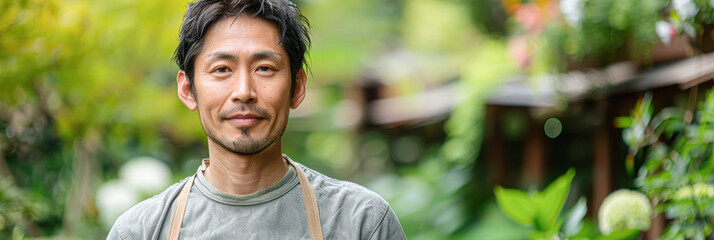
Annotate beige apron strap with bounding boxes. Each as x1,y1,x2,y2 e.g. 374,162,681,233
166,158,323,240
167,159,209,240
167,174,194,240
287,159,324,240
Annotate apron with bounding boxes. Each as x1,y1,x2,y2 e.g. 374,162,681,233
167,157,324,240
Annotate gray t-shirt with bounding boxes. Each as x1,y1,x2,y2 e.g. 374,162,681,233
107,157,406,240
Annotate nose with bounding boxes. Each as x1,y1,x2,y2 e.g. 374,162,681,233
230,70,257,103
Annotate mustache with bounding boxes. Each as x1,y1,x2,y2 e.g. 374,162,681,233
219,104,271,120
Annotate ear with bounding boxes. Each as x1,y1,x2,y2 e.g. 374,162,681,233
177,70,198,111
290,68,307,109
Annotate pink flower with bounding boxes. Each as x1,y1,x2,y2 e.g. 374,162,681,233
508,36,531,68
515,4,545,33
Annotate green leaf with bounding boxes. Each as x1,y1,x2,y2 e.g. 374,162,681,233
571,219,601,239
595,229,641,240
562,197,588,237
11,226,25,240
534,168,575,231
529,230,557,240
614,116,633,128
650,107,685,136
495,186,537,226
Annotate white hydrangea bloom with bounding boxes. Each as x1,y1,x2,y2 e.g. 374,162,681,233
599,189,652,235
560,0,584,28
673,0,699,20
96,180,139,228
119,156,172,194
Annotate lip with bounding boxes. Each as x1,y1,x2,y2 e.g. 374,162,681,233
224,113,265,126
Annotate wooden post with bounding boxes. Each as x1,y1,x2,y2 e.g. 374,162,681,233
486,105,506,186
645,214,664,240
523,119,544,187
593,121,611,219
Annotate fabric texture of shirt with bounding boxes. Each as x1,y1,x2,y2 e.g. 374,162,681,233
106,155,407,240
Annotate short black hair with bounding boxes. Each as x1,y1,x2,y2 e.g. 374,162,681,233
173,0,311,96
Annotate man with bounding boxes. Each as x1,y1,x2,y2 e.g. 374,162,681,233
107,0,406,239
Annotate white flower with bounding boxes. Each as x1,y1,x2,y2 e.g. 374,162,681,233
119,156,172,194
560,0,584,28
673,0,699,20
599,189,652,235
655,20,675,46
95,180,139,228
710,0,714,8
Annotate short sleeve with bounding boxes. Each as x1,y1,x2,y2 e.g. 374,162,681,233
368,206,407,240
106,223,125,240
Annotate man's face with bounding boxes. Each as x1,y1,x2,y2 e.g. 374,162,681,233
177,15,306,155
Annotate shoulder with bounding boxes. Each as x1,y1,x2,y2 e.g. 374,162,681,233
296,162,406,240
300,163,389,210
297,163,390,218
108,177,188,239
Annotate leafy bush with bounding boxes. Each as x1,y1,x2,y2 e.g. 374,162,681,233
0,178,48,239
495,170,643,240
617,88,714,239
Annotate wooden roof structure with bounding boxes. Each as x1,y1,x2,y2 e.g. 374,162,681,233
368,52,714,125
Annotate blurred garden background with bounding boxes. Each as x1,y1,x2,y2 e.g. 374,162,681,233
2,0,714,239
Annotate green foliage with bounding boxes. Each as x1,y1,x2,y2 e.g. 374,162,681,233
495,187,539,226
663,0,714,48
0,0,205,237
443,40,517,166
370,17,518,240
531,0,714,72
619,88,714,239
0,178,48,239
458,201,532,240
562,197,588,237
615,93,657,175
494,169,575,239
594,229,642,240
302,0,398,83
495,170,643,240
542,0,668,69
368,154,473,239
567,219,641,240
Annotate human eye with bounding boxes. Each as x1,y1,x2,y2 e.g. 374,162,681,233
257,66,273,72
255,65,276,76
214,66,231,73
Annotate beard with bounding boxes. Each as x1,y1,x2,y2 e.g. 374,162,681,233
207,125,284,155
202,105,286,155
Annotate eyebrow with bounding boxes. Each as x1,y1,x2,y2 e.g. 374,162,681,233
251,51,282,62
206,51,282,62
207,52,239,62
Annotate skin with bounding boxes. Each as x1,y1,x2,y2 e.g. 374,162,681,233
177,15,307,195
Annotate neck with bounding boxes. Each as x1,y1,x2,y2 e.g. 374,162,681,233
203,138,289,195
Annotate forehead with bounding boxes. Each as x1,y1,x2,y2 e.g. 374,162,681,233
199,15,285,59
